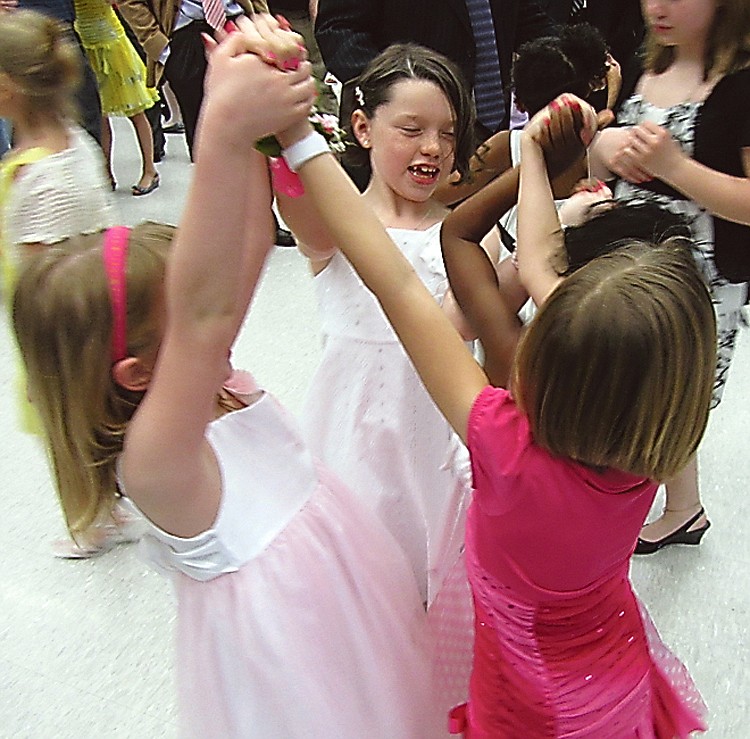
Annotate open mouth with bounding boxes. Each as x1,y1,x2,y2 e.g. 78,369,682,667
408,164,440,182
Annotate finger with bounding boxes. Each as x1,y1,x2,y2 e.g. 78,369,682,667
596,109,615,130
201,32,219,56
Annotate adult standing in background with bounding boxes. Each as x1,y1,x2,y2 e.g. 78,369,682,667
268,0,337,114
315,0,556,139
117,0,269,160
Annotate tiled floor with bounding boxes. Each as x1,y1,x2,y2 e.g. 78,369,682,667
1,119,748,737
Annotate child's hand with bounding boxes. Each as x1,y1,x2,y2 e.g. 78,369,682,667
524,94,593,178
558,178,613,227
230,12,307,70
624,121,686,181
202,31,316,147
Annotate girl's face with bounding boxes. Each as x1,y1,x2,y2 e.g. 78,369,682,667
354,78,456,203
641,0,718,49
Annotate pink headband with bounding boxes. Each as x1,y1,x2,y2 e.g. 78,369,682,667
103,226,131,363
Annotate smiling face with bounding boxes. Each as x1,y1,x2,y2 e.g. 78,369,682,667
353,78,457,203
641,0,718,50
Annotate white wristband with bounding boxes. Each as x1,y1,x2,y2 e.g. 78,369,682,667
282,131,330,172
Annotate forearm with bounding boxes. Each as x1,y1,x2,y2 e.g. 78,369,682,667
443,166,519,244
168,134,272,348
517,135,564,304
276,189,338,258
434,132,513,206
662,155,750,226
587,128,623,182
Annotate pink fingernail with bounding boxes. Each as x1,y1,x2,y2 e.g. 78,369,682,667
224,19,239,33
282,57,300,71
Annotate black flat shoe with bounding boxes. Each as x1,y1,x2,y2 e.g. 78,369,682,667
634,507,710,555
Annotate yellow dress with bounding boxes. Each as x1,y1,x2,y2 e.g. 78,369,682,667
0,147,49,436
74,0,158,117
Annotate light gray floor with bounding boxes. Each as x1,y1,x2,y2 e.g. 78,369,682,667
1,119,748,737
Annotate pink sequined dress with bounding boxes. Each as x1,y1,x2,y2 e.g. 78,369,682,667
450,386,707,738
121,390,440,738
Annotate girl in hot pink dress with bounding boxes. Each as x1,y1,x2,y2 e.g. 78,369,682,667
281,84,710,736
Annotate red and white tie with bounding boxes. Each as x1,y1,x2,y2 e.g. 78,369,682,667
202,0,227,31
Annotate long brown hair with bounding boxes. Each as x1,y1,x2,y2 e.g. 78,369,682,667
643,0,750,78
12,223,174,536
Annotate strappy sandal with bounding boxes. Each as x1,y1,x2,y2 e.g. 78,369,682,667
132,172,160,197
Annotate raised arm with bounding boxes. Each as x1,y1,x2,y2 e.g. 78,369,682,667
434,130,513,206
121,29,316,534
517,96,599,305
441,166,523,386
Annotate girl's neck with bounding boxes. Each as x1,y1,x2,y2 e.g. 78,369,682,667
362,183,445,231
11,113,69,154
646,50,717,107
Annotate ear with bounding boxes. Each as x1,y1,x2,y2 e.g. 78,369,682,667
111,356,153,392
350,109,372,148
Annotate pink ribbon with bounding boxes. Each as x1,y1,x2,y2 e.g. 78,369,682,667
269,156,305,198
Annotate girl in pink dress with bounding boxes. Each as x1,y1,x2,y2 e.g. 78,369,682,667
12,25,438,737
277,65,711,736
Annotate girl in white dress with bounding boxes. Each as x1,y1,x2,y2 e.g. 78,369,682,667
278,44,501,714
280,42,501,602
12,25,438,738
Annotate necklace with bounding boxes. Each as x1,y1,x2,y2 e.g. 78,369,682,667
409,203,439,231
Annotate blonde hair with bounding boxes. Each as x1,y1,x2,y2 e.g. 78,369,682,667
644,0,750,77
511,240,716,481
0,10,81,123
12,223,174,537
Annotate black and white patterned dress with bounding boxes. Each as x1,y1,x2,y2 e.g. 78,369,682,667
616,94,747,407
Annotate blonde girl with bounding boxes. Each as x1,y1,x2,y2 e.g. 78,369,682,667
0,10,120,557
589,0,750,553
0,10,115,288
12,22,439,737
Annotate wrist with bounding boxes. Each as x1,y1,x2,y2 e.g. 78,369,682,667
282,130,330,172
277,122,315,150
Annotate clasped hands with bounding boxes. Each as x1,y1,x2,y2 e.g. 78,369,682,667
200,14,317,147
